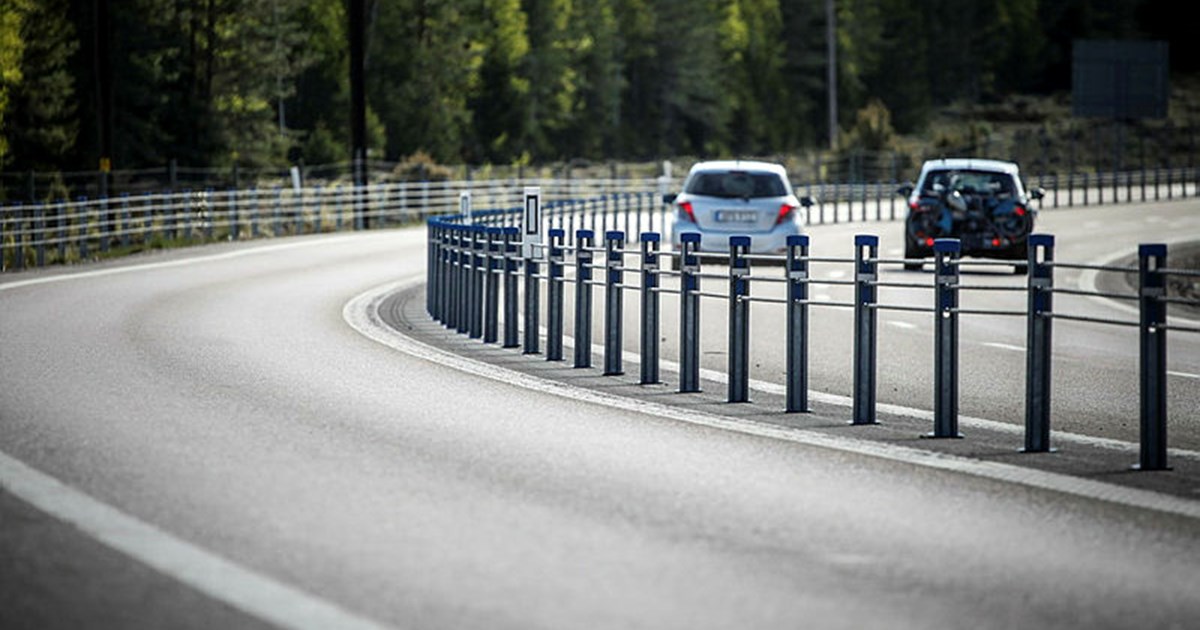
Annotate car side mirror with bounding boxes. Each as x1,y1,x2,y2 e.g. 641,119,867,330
662,193,677,204
1029,187,1045,201
799,195,815,208
896,183,914,197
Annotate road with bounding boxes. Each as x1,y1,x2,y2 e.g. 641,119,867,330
2,204,1199,629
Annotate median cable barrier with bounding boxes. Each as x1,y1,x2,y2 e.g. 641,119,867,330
425,203,1197,474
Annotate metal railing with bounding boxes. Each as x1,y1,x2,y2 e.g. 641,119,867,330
427,206,1199,473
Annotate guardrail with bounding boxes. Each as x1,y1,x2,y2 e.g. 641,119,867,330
4,167,1197,272
427,207,1199,473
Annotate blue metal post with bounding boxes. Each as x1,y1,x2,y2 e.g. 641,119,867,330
1024,234,1055,452
640,232,662,385
484,227,501,343
929,238,964,438
523,234,541,355
1137,243,1169,470
502,227,520,348
728,236,752,403
604,231,625,375
546,229,565,361
852,234,879,425
574,230,595,367
786,234,810,412
679,233,702,393
469,226,484,339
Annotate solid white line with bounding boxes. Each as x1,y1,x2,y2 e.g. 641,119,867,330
346,279,1200,521
0,451,392,630
983,342,1025,352
2,236,400,630
886,320,917,330
0,234,375,293
1169,371,1200,380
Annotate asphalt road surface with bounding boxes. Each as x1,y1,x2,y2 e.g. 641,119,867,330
2,203,1198,629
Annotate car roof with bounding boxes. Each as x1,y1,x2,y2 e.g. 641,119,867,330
687,160,788,176
919,158,1020,176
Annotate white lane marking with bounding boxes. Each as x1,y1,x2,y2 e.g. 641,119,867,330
827,269,847,279
1,235,402,630
1169,371,1200,380
346,280,1200,521
886,321,917,330
0,235,377,293
814,293,834,302
983,342,1025,352
0,452,391,630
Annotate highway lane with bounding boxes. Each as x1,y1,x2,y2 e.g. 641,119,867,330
2,219,1200,629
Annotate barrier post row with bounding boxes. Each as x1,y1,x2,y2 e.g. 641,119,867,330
502,227,520,348
546,229,565,361
574,230,595,368
929,238,963,438
484,227,501,343
1137,243,1169,470
786,234,810,412
604,231,625,375
852,234,879,425
679,233,702,393
728,236,752,403
436,224,450,323
640,232,662,385
1023,234,1055,452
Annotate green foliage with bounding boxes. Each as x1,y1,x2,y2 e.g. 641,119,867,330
7,0,1196,179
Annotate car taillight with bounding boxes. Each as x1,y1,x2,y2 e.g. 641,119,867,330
678,201,696,223
775,203,797,225
925,237,935,246
909,201,920,212
1014,205,1027,217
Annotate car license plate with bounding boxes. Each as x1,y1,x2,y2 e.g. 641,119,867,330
716,210,758,223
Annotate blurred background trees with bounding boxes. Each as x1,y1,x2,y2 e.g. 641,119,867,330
0,0,1194,175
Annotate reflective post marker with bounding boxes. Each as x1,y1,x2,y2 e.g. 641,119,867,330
522,189,542,354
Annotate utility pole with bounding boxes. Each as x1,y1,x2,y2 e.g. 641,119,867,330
826,0,838,151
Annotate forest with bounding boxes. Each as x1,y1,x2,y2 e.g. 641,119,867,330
0,0,1193,178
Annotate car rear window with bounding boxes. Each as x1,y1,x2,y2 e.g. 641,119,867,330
920,170,1016,197
685,171,788,199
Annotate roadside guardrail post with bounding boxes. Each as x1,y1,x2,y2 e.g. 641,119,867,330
522,238,541,355
1023,234,1055,452
121,193,132,248
445,226,460,329
728,236,752,403
546,229,565,361
456,227,471,335
35,203,46,267
679,233,702,393
1137,243,1169,470
484,227,501,343
502,227,520,348
604,231,626,375
852,234,879,425
468,226,484,339
640,232,662,385
574,230,595,367
929,238,963,438
427,221,437,318
786,234,810,412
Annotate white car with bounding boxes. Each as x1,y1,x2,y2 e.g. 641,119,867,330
665,160,812,257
